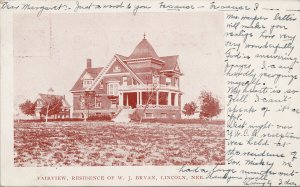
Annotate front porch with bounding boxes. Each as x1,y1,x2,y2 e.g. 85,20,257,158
119,91,181,110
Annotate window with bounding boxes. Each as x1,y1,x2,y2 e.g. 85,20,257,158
95,97,102,108
95,101,102,108
166,77,171,86
83,79,93,88
113,66,121,73
80,97,85,109
99,81,104,89
161,113,167,118
133,79,137,85
107,83,119,96
145,113,153,118
175,77,179,88
123,76,128,86
153,76,159,85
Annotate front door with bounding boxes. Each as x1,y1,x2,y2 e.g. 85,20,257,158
124,92,137,109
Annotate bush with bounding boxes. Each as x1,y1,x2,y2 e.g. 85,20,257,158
129,110,141,122
15,118,84,123
141,118,224,125
87,114,112,121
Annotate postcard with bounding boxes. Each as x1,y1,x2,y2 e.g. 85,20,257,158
1,0,300,186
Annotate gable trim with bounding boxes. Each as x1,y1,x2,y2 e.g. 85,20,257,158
89,55,145,90
81,72,93,80
176,58,183,74
89,56,117,90
114,55,144,85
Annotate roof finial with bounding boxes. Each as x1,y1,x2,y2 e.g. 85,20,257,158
48,88,54,94
143,32,146,39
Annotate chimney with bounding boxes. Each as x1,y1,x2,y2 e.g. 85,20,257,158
86,58,92,68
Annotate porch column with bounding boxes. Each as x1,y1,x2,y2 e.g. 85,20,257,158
137,92,139,105
156,91,159,106
174,93,178,106
126,94,129,106
140,91,142,106
119,92,123,107
168,92,171,106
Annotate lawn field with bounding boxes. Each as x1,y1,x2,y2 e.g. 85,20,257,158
14,121,225,166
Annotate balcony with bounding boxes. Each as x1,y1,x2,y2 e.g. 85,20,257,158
119,84,179,92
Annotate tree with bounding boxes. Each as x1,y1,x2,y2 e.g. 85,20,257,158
138,74,160,123
182,101,197,119
139,84,159,123
19,100,36,116
82,91,95,121
199,91,222,120
40,96,63,123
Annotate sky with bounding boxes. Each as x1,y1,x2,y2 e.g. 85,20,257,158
14,12,224,115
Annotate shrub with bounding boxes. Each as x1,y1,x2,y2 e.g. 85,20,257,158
87,114,112,121
199,91,222,120
129,110,141,122
141,118,225,125
15,118,84,123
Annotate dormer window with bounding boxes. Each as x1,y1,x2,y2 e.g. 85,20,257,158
113,65,121,73
82,72,94,88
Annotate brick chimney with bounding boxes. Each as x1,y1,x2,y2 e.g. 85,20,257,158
86,58,92,68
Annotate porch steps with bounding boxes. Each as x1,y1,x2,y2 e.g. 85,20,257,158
113,108,135,123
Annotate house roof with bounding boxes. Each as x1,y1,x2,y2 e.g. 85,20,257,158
127,38,161,60
38,94,71,108
115,54,127,61
114,54,147,84
71,37,182,92
126,38,180,73
160,55,180,72
70,67,103,91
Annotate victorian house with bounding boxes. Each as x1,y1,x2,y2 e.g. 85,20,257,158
70,35,183,120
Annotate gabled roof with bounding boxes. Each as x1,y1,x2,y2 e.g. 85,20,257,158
71,67,103,92
37,94,71,108
127,38,161,60
160,55,182,74
71,36,182,92
115,54,127,61
114,55,145,84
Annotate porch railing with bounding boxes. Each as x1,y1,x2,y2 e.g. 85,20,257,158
119,84,179,91
136,104,180,110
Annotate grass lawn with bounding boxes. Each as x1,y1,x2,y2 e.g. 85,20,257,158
14,121,225,166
